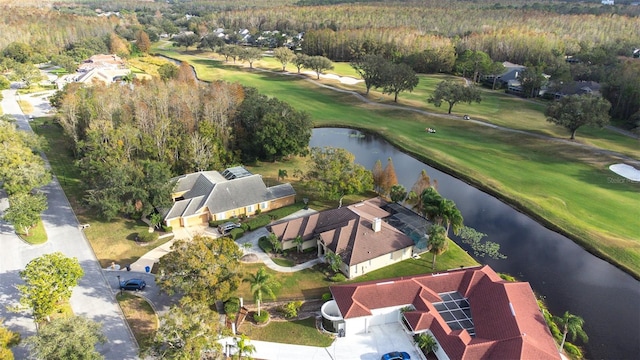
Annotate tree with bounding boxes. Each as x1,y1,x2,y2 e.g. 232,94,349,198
427,224,448,270
419,187,444,223
545,94,611,139
554,311,588,353
415,332,438,355
2,192,47,236
324,251,343,274
381,62,419,102
406,170,434,211
293,53,309,74
243,267,279,316
149,297,225,360
306,55,334,79
17,253,84,322
158,63,179,82
158,235,242,306
380,157,399,197
305,147,373,200
135,30,151,54
2,42,32,63
177,61,196,84
454,50,494,83
239,47,263,69
293,235,304,253
428,80,482,114
266,233,282,254
26,316,106,360
389,184,407,203
277,169,288,181
372,159,383,194
350,54,387,95
438,199,464,236
0,320,20,360
518,65,546,98
172,33,199,51
198,33,224,52
235,334,256,359
273,47,295,71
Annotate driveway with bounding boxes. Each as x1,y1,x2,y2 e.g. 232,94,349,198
0,88,138,359
103,270,180,315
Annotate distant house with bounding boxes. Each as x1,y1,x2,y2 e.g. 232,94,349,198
268,198,415,278
323,265,561,360
164,167,296,228
551,80,601,99
482,61,526,90
601,0,614,5
57,54,130,88
633,48,640,58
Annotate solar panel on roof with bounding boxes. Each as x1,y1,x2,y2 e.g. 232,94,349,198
434,291,476,337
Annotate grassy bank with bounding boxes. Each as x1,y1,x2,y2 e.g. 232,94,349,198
154,47,640,279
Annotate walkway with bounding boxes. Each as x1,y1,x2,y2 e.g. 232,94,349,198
0,88,138,359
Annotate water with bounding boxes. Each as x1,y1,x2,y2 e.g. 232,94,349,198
310,128,640,360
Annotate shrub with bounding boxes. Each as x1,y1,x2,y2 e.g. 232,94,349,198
254,208,261,215
280,301,303,319
209,219,239,227
563,342,583,359
138,231,158,243
254,310,269,324
499,273,517,282
224,297,240,316
259,236,273,253
228,227,245,240
322,293,332,301
330,273,346,282
244,214,271,231
161,225,173,233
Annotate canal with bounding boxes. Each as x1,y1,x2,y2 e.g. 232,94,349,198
310,128,640,360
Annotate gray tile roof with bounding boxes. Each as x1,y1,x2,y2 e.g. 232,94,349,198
165,170,295,220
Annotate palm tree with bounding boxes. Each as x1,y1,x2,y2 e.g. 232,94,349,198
235,334,256,359
438,199,464,236
415,332,439,355
419,187,443,222
427,224,448,270
243,267,279,316
554,311,588,352
293,235,304,253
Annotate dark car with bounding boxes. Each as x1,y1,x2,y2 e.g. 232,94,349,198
381,351,411,360
120,278,146,291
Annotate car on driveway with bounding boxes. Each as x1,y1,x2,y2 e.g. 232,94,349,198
120,279,146,291
381,351,410,360
218,221,241,235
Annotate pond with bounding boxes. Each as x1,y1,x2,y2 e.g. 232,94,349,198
310,128,640,360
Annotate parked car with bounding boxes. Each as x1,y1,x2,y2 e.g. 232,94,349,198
218,222,241,235
119,278,146,291
381,351,410,360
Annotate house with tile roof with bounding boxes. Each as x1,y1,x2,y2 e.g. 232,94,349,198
323,265,560,360
163,167,296,228
268,198,415,279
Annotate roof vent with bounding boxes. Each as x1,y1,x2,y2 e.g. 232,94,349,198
372,218,381,232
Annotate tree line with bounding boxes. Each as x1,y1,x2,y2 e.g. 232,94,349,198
54,77,312,220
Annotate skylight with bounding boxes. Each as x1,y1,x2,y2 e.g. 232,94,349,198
434,291,475,337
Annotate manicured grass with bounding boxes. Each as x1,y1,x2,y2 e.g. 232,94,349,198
238,317,334,347
18,218,47,244
116,292,158,352
272,258,295,267
157,48,640,278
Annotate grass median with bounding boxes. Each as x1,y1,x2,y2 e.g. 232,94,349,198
155,47,640,278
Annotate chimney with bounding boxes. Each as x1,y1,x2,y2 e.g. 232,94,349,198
372,218,381,233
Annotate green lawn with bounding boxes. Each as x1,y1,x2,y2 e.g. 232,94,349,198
116,292,157,352
238,317,334,347
155,47,640,278
19,218,48,244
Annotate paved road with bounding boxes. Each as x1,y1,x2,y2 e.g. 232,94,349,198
0,88,138,359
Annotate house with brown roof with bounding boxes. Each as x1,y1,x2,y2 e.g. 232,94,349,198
164,167,296,228
268,198,415,279
323,265,560,360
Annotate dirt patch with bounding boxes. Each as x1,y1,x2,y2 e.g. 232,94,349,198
241,299,323,324
241,253,260,262
270,250,317,265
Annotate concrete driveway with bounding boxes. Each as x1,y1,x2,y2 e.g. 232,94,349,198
0,88,138,359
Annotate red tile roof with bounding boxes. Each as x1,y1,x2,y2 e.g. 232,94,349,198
268,198,414,266
330,265,560,360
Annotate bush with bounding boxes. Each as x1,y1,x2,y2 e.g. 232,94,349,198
253,310,269,324
280,301,303,319
330,273,346,282
254,208,261,215
209,219,239,227
563,342,583,359
322,293,332,301
161,225,173,233
224,297,240,316
244,214,271,231
258,236,273,253
228,227,245,240
138,231,158,243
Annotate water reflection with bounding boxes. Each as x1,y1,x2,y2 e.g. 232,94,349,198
310,128,640,360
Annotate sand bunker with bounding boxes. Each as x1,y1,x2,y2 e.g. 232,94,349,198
609,164,640,181
302,71,363,85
